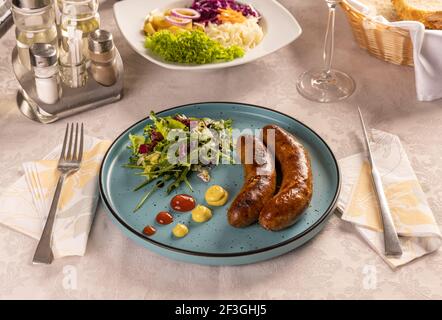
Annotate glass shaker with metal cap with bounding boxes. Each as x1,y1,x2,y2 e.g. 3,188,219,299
11,0,58,70
88,29,118,87
30,43,60,104
59,0,100,61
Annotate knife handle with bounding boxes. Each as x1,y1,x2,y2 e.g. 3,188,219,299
371,167,403,257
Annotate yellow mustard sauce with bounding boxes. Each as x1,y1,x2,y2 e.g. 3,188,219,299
172,223,189,238
205,185,229,206
191,205,213,223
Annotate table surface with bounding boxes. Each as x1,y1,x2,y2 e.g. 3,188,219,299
1,0,441,300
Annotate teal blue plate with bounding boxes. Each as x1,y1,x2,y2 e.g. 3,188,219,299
99,102,340,265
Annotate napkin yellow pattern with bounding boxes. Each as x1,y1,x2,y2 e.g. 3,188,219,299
345,162,383,232
346,162,437,233
34,142,110,211
338,129,441,268
0,136,110,259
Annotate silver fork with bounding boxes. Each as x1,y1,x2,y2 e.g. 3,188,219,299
32,123,84,265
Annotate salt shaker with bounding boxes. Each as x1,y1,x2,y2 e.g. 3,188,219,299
88,29,118,87
30,43,60,104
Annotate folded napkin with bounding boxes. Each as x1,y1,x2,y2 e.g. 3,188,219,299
347,0,442,101
0,136,110,259
338,129,441,268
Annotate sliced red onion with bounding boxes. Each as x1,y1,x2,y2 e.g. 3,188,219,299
248,4,261,20
165,15,192,26
171,8,201,20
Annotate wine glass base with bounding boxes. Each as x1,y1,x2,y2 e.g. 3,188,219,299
296,68,355,103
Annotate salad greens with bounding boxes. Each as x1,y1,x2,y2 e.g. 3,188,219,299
126,112,234,212
144,29,244,64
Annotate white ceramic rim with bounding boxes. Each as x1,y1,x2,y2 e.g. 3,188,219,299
113,0,302,70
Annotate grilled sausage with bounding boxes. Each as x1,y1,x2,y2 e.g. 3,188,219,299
259,125,313,231
228,135,277,228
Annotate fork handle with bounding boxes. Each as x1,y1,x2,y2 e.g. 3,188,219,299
32,173,67,264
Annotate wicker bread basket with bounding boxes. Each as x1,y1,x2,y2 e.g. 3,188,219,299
340,0,414,66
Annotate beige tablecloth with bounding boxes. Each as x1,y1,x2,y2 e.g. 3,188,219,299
0,0,441,299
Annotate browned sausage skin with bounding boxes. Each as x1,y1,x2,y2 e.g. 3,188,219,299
259,125,313,231
227,135,277,228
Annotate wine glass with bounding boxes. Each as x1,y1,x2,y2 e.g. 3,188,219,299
297,0,355,103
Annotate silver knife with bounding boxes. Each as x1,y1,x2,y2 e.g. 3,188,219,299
358,107,402,257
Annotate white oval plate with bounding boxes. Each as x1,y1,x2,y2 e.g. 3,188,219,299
113,0,302,71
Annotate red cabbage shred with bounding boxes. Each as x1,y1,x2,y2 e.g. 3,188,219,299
190,0,260,24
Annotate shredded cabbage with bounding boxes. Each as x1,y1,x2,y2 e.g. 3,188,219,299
145,29,245,64
204,18,264,50
190,0,260,25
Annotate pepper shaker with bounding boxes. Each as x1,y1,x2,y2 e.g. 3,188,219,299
88,29,118,87
30,43,60,104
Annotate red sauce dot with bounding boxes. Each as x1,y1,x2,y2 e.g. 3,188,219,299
170,194,196,212
143,225,156,236
156,211,174,225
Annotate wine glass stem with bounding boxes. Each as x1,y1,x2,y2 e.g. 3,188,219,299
323,2,337,76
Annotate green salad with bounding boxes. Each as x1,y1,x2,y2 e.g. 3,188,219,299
145,29,244,64
126,112,234,212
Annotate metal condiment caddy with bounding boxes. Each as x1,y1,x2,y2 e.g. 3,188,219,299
10,0,123,124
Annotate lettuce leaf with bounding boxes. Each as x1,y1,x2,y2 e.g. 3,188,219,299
149,111,169,138
129,134,145,154
145,29,244,64
165,117,187,130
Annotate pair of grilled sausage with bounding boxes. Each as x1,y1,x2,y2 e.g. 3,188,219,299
227,124,313,231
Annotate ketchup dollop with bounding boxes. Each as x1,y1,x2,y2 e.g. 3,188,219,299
143,225,156,236
156,211,174,225
170,194,196,212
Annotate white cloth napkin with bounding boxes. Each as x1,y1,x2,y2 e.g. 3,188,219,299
0,136,110,259
347,0,442,101
338,129,442,268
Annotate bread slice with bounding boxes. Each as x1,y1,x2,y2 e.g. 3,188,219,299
357,0,398,21
392,0,442,29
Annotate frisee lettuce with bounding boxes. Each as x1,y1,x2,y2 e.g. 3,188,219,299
144,29,245,64
126,111,235,212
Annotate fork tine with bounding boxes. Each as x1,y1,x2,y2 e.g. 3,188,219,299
66,123,74,160
59,123,70,161
78,123,84,163
73,123,79,161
